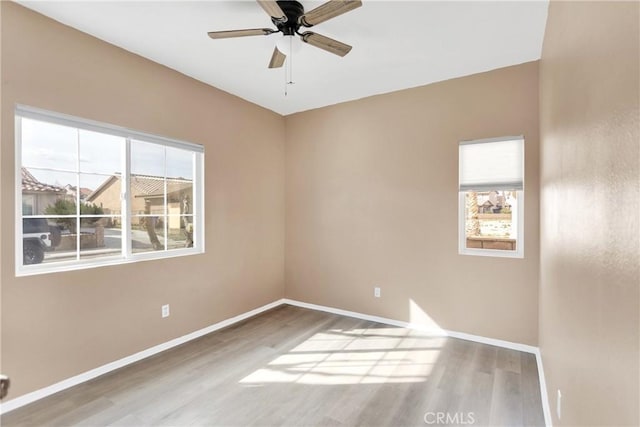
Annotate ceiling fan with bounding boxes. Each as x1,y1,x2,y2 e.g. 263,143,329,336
207,0,362,69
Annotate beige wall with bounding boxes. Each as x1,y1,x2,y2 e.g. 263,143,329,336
1,2,285,399
285,62,540,345
539,1,639,425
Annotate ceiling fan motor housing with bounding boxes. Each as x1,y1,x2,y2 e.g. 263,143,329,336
274,0,305,35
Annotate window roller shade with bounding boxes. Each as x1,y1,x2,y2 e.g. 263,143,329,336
459,137,524,192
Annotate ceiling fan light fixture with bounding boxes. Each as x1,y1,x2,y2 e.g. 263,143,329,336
275,34,301,57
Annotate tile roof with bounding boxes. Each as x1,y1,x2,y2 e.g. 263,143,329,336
21,168,65,193
87,174,192,201
131,175,164,196
64,184,93,198
131,175,193,198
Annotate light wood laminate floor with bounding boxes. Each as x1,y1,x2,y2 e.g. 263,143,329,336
2,305,545,426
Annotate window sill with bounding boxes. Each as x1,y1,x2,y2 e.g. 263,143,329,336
459,246,523,259
16,248,204,277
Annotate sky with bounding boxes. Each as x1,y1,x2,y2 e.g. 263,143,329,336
21,118,194,192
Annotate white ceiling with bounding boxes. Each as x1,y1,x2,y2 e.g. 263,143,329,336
18,1,549,116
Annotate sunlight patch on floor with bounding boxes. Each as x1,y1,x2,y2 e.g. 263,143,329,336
239,326,443,386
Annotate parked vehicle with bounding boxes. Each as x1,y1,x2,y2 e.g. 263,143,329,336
22,218,61,265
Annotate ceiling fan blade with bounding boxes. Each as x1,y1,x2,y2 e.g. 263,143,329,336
257,0,287,23
208,28,277,39
268,46,286,68
300,32,352,57
299,0,362,27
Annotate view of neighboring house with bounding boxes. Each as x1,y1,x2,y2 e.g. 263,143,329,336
87,174,193,230
476,190,514,214
21,168,66,215
63,184,92,201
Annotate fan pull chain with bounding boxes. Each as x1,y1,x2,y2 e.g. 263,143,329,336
288,35,293,84
284,64,288,96
284,36,294,96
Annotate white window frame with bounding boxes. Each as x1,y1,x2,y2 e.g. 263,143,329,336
15,105,205,276
458,136,524,259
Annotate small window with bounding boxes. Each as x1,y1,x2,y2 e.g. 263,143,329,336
16,105,205,275
458,136,524,258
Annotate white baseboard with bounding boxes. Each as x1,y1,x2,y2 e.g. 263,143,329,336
283,298,552,426
1,297,552,426
534,347,553,427
283,298,537,353
0,298,286,414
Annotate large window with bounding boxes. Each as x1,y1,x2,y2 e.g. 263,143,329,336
16,105,204,276
458,136,524,258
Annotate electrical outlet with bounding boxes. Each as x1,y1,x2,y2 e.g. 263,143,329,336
161,304,170,318
374,287,381,298
557,389,562,420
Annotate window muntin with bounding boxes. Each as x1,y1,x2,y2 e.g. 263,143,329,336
16,106,204,276
458,137,524,258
